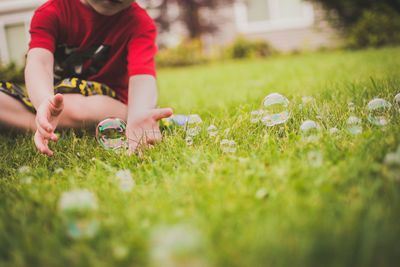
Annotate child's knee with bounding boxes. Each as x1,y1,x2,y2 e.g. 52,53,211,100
60,95,90,126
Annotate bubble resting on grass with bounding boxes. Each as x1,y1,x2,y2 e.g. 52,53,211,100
300,120,321,142
330,127,339,134
220,139,237,153
249,110,260,123
384,147,400,180
18,165,30,174
185,136,193,146
55,168,64,174
207,124,218,137
367,98,392,126
261,93,290,127
307,150,323,167
18,166,33,184
96,118,127,150
348,102,355,112
116,170,135,192
186,114,202,137
347,116,362,135
394,93,400,113
58,189,99,239
255,188,268,199
302,96,315,104
150,224,206,267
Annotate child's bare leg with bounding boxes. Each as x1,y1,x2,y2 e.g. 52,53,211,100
58,94,128,128
0,92,127,131
0,92,36,130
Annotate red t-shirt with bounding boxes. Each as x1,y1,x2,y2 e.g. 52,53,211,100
29,0,158,103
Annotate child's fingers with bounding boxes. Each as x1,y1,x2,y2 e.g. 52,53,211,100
151,108,173,121
34,131,54,156
49,94,64,116
37,115,53,133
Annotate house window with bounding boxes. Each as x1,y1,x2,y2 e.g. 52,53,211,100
4,23,28,66
246,0,270,22
236,0,314,33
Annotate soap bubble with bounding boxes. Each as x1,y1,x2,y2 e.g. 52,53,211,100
307,150,323,167
150,224,207,267
186,115,202,137
347,116,362,135
261,93,290,127
329,127,339,134
185,136,193,146
383,147,400,181
367,98,392,126
300,120,321,142
58,189,99,239
18,166,33,184
207,124,218,137
394,93,400,113
55,168,64,174
18,165,31,174
116,170,135,192
255,188,268,199
96,118,126,150
249,110,260,123
302,96,315,104
348,102,355,112
220,139,237,153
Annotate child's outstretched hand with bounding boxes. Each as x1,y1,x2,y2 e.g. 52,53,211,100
127,108,173,154
33,93,64,156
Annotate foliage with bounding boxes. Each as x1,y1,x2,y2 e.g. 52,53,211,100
348,7,400,48
309,0,400,48
0,62,24,84
223,37,276,59
1,48,400,266
155,39,208,68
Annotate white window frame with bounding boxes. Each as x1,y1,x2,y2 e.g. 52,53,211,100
0,12,32,65
0,0,46,65
234,0,315,34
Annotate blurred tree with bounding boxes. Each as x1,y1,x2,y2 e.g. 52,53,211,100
308,0,400,47
140,0,235,40
308,0,400,28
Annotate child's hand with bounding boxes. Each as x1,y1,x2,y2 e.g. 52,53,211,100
126,108,173,154
33,94,64,156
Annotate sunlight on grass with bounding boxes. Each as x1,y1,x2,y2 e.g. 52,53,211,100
1,47,400,266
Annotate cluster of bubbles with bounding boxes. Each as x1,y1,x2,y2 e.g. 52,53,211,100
95,91,399,161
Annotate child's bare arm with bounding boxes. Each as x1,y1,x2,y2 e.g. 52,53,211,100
126,75,173,153
25,48,64,156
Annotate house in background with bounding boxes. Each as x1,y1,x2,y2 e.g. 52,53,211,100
0,0,46,66
202,0,338,51
0,0,338,67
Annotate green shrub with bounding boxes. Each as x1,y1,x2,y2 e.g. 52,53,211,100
0,62,24,84
156,39,208,68
347,8,400,48
223,37,275,59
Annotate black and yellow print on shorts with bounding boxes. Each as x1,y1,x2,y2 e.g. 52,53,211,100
0,78,121,113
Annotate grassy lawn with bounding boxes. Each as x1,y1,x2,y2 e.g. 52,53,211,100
1,47,400,267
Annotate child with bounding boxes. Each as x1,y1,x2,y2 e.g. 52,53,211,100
0,0,173,156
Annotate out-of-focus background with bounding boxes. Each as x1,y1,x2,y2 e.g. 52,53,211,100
0,0,399,68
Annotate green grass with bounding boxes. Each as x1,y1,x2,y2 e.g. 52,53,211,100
1,47,400,267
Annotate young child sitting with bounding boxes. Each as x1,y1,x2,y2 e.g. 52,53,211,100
0,0,173,156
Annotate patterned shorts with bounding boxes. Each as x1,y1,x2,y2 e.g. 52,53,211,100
0,78,121,113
